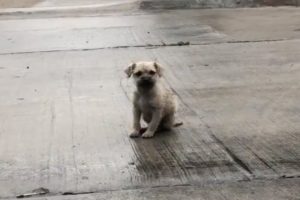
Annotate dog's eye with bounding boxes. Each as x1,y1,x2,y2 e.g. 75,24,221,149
134,71,142,77
149,70,156,75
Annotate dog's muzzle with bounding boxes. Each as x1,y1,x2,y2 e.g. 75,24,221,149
137,77,155,88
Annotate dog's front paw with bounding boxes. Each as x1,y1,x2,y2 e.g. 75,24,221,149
129,131,140,138
142,131,155,138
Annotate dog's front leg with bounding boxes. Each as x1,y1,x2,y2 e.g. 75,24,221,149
142,109,162,138
129,105,141,138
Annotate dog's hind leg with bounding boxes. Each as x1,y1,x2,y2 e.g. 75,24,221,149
160,114,175,131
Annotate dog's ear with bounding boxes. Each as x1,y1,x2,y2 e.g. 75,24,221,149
125,63,136,78
154,62,163,77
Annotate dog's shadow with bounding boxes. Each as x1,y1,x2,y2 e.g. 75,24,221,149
128,127,183,180
131,126,177,139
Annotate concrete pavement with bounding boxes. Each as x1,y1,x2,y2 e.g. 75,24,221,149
1,0,298,9
9,179,300,200
0,4,299,200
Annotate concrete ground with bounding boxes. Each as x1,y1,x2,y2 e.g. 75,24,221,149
0,0,125,8
0,2,299,200
1,0,298,9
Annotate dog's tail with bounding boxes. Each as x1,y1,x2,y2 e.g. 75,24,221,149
173,122,183,127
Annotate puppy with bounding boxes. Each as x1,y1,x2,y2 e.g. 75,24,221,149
125,61,180,138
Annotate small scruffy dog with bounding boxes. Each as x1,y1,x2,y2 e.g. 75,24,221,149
125,61,180,138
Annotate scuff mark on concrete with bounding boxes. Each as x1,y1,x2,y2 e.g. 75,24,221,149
65,70,79,190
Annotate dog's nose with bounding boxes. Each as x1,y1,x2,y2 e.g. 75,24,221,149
141,76,151,81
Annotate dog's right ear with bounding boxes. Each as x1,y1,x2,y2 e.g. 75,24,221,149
125,63,136,78
154,62,163,77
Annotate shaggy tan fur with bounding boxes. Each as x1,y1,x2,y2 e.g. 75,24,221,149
125,61,178,138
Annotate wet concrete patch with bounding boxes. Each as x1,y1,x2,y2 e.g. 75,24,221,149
140,0,299,9
140,0,191,9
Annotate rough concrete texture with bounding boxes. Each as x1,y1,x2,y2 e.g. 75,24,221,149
0,4,300,200
1,7,299,53
8,178,300,200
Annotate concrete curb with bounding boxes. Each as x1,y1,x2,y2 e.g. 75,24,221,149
0,0,139,18
0,0,298,19
140,0,299,9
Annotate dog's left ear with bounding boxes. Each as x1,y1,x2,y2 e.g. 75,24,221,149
154,62,163,77
125,63,136,78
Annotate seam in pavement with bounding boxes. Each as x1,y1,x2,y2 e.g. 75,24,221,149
206,127,253,177
0,38,294,56
5,177,300,199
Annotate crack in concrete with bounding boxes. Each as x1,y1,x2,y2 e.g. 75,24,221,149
165,80,254,179
206,128,253,178
0,38,293,56
7,176,300,199
65,70,79,190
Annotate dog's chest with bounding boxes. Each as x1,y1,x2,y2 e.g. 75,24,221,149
138,96,156,113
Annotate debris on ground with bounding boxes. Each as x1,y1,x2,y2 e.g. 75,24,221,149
16,187,49,198
62,192,75,195
177,41,190,46
129,161,135,165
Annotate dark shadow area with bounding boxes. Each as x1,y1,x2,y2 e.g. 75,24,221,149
139,0,299,10
129,121,244,184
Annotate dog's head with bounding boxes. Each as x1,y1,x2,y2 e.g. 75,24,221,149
125,61,163,89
